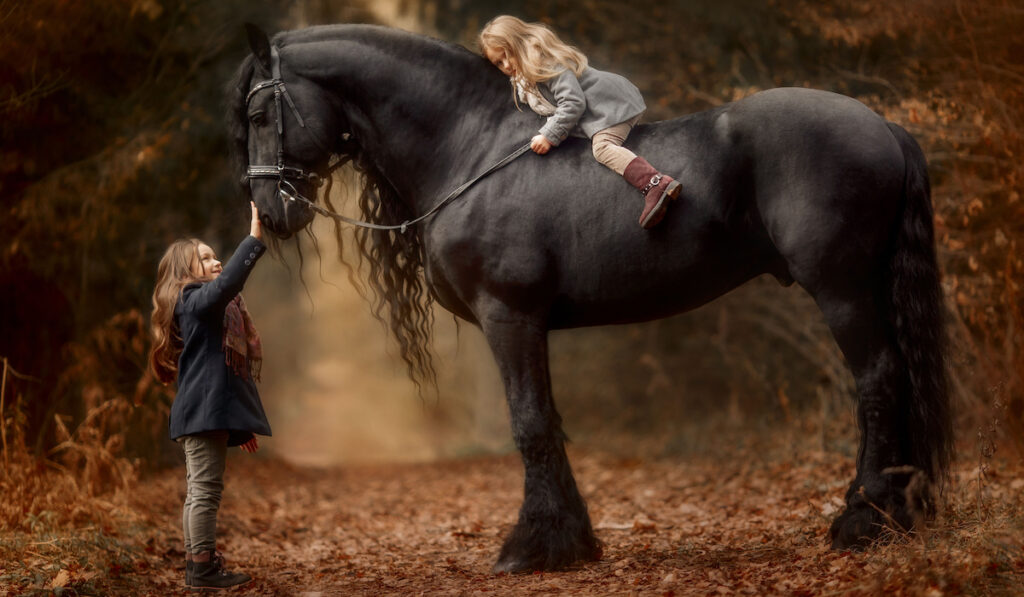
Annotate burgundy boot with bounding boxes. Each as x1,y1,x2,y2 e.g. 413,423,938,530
623,157,682,228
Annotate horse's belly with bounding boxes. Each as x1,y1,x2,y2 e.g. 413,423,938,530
548,232,768,328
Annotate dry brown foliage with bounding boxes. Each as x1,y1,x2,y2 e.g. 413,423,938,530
3,440,1023,595
0,443,145,595
0,308,173,593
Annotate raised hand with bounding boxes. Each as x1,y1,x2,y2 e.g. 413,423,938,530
250,201,262,241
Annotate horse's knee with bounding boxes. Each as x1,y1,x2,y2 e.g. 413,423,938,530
511,421,567,457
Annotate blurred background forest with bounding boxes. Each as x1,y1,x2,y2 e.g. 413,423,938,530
1,0,1021,495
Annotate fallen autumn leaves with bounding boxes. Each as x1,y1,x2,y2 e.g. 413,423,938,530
2,447,1023,595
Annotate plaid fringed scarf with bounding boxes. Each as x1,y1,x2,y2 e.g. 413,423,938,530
222,295,262,382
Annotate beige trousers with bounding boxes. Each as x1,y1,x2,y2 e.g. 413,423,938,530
591,115,641,175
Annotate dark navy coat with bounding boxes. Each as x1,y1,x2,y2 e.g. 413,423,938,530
168,235,271,446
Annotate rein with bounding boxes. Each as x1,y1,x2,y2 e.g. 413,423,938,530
245,45,531,233
283,143,532,233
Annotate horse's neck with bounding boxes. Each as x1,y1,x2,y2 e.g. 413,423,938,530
287,31,517,210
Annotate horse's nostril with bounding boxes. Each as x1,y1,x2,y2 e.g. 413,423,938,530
260,214,274,230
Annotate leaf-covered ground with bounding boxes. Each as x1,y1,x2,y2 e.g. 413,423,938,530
3,448,1023,596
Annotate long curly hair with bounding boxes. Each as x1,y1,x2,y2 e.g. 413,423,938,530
478,15,588,107
226,50,437,392
149,238,204,384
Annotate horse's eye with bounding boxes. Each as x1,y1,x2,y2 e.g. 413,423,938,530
249,111,266,126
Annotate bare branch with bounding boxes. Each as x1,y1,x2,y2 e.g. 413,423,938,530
0,71,67,115
831,67,902,100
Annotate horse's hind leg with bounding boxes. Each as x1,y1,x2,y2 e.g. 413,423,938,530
813,283,921,548
479,313,601,573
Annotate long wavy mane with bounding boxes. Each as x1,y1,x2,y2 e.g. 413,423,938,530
225,45,437,391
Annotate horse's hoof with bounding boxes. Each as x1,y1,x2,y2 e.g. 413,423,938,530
829,507,879,550
492,519,603,573
491,557,529,575
829,502,911,550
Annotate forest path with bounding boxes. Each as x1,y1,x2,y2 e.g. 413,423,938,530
111,448,1023,596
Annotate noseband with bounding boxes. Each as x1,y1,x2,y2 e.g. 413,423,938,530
244,45,330,211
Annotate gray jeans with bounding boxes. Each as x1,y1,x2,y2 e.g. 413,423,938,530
177,431,228,555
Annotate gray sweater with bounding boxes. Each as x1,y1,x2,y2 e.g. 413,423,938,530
529,67,646,144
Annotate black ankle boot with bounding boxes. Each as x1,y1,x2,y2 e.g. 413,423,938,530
185,559,194,587
191,551,251,590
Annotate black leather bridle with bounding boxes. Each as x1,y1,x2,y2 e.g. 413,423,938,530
244,45,331,210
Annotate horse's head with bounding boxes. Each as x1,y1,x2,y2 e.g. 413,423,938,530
237,25,343,238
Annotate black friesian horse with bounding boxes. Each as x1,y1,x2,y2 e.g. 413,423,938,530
229,24,951,573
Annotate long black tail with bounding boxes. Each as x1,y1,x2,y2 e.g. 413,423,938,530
886,122,953,485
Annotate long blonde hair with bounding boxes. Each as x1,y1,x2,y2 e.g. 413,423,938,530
479,15,588,103
149,238,207,384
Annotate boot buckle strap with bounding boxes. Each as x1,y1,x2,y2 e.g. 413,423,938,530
641,174,662,195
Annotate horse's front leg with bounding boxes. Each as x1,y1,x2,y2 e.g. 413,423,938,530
480,314,602,573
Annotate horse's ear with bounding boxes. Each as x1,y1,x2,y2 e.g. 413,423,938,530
245,23,273,74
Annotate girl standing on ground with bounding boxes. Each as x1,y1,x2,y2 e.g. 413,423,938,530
149,202,270,590
479,15,683,228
